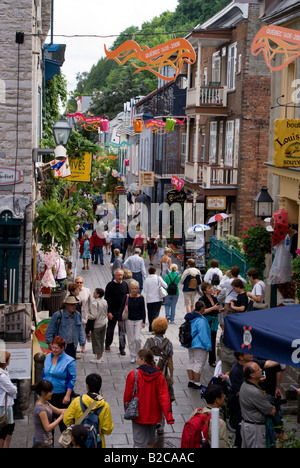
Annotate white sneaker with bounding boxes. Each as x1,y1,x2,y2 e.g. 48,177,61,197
130,358,136,364
90,358,104,364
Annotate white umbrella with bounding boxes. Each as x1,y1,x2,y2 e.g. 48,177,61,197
207,213,230,224
187,223,211,233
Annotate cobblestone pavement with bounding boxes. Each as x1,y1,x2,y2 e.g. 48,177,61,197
10,244,300,448
11,247,216,448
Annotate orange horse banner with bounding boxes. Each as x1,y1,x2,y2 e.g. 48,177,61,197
104,38,196,81
251,25,300,72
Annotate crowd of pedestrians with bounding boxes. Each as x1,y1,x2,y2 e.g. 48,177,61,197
0,214,292,449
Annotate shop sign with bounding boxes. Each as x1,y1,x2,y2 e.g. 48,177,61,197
139,171,154,187
206,196,226,210
0,167,22,185
274,119,300,167
65,152,92,182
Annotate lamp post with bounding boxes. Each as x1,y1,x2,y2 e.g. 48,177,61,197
254,186,273,219
52,115,72,158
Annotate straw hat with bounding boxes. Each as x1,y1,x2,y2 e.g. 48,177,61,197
63,295,78,305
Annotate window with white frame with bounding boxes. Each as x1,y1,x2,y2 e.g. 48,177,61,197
201,132,205,162
212,52,221,83
181,132,186,165
224,120,234,166
203,67,208,85
209,122,217,164
227,43,237,90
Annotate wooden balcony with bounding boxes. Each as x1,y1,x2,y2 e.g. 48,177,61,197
184,162,238,194
186,85,228,116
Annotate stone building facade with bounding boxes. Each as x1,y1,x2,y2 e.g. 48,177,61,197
0,0,51,304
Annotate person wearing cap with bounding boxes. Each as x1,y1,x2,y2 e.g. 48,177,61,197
45,295,86,359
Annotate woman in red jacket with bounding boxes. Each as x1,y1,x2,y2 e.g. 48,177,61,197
124,348,174,448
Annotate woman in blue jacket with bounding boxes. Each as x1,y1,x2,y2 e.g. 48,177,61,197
184,300,211,389
42,335,76,432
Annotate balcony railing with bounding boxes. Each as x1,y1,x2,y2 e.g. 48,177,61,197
186,85,227,108
184,162,237,187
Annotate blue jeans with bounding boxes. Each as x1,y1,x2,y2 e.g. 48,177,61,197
164,295,179,322
94,246,103,264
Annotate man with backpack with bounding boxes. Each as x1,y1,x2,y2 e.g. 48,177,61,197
144,318,174,435
63,373,114,448
181,300,211,389
163,264,181,324
181,259,202,313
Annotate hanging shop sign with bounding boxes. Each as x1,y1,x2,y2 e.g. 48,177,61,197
67,111,109,132
166,189,186,204
251,25,300,71
139,171,154,187
0,167,22,185
104,38,196,82
274,119,300,167
65,152,92,182
206,196,226,210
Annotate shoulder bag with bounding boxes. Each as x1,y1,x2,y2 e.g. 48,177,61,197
124,369,139,420
122,294,129,320
58,395,103,448
158,277,168,299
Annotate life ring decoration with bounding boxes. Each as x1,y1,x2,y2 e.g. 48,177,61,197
67,111,109,132
241,326,252,351
251,25,300,72
104,38,196,82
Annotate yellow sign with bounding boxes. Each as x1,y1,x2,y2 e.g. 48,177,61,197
65,153,92,182
274,119,300,167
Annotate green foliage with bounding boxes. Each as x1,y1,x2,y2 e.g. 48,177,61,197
34,199,78,252
67,130,100,160
220,234,244,254
291,251,300,301
242,224,272,272
41,73,68,148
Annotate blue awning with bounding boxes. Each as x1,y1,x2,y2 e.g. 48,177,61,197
224,304,300,367
45,58,61,81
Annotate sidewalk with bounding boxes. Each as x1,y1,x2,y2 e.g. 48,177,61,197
11,247,215,448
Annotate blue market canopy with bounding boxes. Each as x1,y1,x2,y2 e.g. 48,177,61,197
224,305,300,367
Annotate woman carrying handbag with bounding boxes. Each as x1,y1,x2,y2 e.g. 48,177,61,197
123,348,174,448
0,352,17,448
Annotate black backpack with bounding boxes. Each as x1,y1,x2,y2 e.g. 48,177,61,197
179,321,193,348
167,274,177,295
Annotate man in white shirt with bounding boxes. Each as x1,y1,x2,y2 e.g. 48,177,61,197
123,248,147,292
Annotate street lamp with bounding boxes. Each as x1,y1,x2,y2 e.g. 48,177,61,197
254,186,274,218
52,115,72,158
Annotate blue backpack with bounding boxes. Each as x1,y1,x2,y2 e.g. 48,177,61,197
79,396,103,448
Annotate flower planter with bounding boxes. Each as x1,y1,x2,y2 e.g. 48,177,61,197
42,290,66,316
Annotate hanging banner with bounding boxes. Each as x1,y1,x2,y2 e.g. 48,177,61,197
171,175,184,192
104,38,196,82
274,119,300,167
251,25,300,71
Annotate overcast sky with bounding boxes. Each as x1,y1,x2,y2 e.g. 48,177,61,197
50,0,179,93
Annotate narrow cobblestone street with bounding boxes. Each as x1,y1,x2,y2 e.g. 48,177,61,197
11,247,215,448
